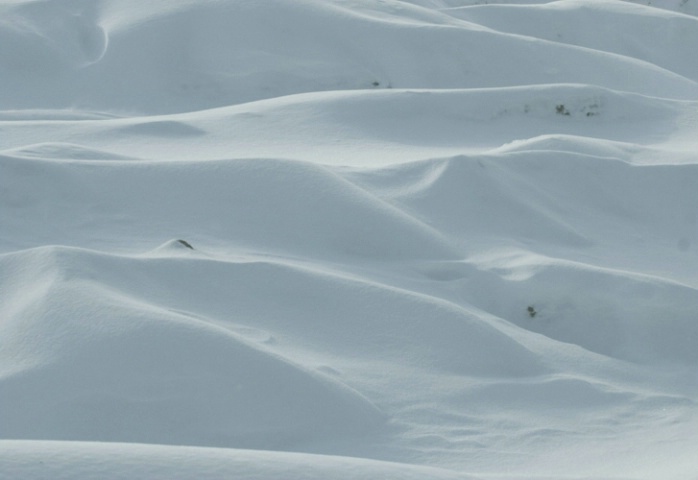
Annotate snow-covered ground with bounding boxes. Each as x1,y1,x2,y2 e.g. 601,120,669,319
2,0,698,478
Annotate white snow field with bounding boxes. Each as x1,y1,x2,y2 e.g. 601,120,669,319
1,0,698,478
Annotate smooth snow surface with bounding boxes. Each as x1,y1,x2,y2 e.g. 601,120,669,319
1,1,698,479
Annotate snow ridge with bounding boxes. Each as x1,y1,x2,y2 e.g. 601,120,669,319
1,1,698,479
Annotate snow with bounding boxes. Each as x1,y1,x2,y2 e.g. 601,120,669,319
1,0,698,479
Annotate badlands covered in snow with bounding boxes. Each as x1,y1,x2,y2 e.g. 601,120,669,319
1,0,698,478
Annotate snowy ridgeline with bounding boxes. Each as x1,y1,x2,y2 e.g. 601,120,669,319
1,0,698,113
1,1,698,479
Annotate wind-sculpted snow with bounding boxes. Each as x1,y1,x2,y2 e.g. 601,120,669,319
2,1,698,479
444,1,698,83
0,84,691,166
0,246,385,448
1,0,697,113
0,441,476,480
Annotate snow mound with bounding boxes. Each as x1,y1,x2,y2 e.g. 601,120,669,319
0,246,384,448
2,84,692,167
467,249,698,365
2,0,697,114
445,0,698,82
0,154,458,260
0,441,474,480
2,143,134,161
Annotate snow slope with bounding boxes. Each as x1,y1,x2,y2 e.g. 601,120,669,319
1,1,698,479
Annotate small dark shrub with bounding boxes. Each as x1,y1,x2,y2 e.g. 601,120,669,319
555,104,570,116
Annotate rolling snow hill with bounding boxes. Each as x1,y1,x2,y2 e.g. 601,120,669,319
1,1,697,479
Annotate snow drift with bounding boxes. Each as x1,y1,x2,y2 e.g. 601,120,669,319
1,1,698,479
